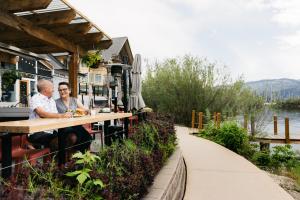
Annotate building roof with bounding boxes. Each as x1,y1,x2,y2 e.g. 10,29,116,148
102,37,134,65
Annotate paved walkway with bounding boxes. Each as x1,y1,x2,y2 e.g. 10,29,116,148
176,126,294,200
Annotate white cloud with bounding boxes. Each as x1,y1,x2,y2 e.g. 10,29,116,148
68,0,300,81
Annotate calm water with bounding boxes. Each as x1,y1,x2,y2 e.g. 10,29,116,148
237,109,300,152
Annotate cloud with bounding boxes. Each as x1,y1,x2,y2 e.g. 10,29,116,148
69,0,300,81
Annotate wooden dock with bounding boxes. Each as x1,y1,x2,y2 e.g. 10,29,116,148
190,110,300,145
255,135,300,144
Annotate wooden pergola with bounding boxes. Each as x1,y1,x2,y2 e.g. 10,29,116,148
0,0,113,96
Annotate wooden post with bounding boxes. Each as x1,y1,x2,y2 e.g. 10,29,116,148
217,112,221,128
250,115,255,136
198,112,203,130
213,112,217,125
274,116,278,135
285,118,290,144
244,114,248,130
69,52,79,97
191,110,195,129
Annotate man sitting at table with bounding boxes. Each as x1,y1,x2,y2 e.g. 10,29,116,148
28,79,72,149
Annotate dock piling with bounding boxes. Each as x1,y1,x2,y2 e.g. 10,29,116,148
285,118,290,144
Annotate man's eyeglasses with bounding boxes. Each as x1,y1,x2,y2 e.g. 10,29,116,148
58,88,68,92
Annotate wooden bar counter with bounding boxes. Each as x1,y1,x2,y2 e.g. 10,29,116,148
0,112,132,134
0,112,132,178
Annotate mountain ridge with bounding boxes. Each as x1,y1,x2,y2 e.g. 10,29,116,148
246,78,300,100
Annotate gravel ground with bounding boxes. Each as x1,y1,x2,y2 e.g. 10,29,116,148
268,172,300,200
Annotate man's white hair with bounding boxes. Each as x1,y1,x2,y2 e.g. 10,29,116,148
37,79,53,92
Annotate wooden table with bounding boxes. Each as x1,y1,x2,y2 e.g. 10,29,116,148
0,112,132,178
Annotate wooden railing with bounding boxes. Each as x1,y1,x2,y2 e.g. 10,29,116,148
191,110,299,144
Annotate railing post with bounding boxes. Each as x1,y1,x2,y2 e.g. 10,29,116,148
274,116,278,135
213,112,217,125
244,114,248,130
217,112,221,128
250,115,255,136
198,112,203,130
285,118,290,144
191,110,195,129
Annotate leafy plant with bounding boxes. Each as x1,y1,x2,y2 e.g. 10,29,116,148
270,145,298,171
82,50,103,69
66,151,104,199
2,70,21,90
252,150,271,168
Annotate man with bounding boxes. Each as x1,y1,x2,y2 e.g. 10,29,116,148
28,79,72,148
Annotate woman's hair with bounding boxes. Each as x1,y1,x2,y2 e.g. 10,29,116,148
58,82,70,88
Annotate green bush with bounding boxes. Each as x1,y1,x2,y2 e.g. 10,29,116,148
270,145,298,171
198,121,256,159
252,150,271,168
0,113,177,200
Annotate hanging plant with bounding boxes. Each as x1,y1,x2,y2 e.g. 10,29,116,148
81,50,103,69
2,69,21,91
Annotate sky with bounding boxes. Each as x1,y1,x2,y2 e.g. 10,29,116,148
69,0,300,81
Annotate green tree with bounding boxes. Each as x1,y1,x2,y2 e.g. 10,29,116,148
142,55,263,125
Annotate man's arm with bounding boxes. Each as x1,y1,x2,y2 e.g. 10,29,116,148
35,107,72,118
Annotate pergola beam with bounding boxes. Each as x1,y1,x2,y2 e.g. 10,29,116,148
44,22,92,35
0,22,93,42
0,9,85,55
82,40,113,50
11,33,104,50
22,9,76,25
0,0,52,13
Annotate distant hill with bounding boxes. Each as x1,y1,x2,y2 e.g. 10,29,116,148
246,78,300,101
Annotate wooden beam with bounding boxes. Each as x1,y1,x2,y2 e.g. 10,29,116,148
0,9,85,55
68,32,104,43
69,52,79,97
0,23,92,42
0,52,18,64
0,0,52,13
45,22,92,35
82,39,113,50
23,46,67,54
14,33,104,51
22,9,76,25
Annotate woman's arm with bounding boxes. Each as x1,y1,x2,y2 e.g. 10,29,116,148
77,99,89,113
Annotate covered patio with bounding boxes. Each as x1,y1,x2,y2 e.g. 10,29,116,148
0,0,113,96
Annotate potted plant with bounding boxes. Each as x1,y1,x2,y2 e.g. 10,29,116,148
81,50,103,69
2,69,21,91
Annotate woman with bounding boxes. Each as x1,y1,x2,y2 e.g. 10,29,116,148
55,82,92,153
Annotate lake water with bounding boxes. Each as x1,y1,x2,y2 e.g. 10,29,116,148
237,109,300,152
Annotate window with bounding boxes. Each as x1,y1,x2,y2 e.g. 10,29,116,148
95,74,102,83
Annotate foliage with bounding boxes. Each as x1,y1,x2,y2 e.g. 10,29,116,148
1,70,21,90
198,120,254,158
82,50,103,69
252,150,272,168
142,55,263,125
0,113,176,200
271,145,298,171
197,119,300,186
274,98,300,110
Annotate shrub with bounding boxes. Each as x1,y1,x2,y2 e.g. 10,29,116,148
270,145,298,171
252,150,271,168
0,113,176,200
198,121,256,159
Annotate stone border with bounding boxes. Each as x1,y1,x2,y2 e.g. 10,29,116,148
143,148,187,200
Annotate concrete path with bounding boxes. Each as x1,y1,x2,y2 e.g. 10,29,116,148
176,126,294,200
